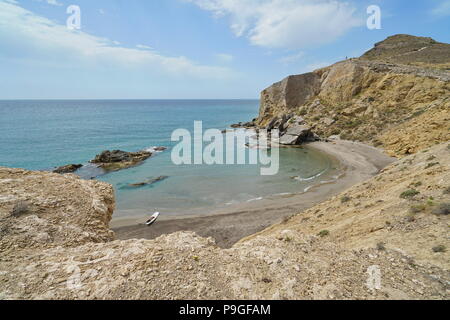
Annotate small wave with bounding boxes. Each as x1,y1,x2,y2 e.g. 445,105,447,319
293,170,326,182
144,146,167,153
247,197,263,203
275,192,292,196
302,173,343,194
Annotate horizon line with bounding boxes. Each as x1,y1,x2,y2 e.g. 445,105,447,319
0,98,260,101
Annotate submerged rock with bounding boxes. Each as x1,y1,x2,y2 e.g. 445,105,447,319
53,164,83,174
128,176,169,188
90,150,152,172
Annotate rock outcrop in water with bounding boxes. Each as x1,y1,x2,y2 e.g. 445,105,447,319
90,150,153,172
127,176,169,188
53,164,83,174
257,34,450,155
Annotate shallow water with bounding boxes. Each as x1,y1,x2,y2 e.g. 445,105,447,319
0,100,339,218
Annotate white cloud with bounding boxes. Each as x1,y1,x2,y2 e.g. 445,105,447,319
0,1,234,80
430,0,450,17
215,53,234,63
279,51,305,65
184,0,362,49
136,44,154,50
33,0,63,6
46,0,63,6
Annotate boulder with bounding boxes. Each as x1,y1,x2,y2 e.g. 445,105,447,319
322,117,336,126
266,118,279,130
90,150,152,172
279,134,302,145
279,124,313,145
53,164,83,174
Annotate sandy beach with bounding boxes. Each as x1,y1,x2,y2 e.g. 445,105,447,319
112,139,396,248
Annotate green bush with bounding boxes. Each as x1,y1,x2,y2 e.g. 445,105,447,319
400,189,420,199
318,230,330,237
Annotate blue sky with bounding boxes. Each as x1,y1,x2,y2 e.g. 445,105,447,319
0,0,449,99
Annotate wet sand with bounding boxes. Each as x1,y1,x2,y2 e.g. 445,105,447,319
112,139,396,248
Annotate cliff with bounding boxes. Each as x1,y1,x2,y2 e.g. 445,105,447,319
258,35,450,157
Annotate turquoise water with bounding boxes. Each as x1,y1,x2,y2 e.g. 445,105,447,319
0,100,338,218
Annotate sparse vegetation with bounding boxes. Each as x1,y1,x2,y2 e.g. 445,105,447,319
426,197,435,206
410,204,426,214
425,162,440,169
318,230,330,237
376,242,386,251
341,196,351,203
432,245,446,253
400,189,420,199
411,181,422,188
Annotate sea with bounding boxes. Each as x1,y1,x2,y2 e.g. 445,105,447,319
0,100,340,219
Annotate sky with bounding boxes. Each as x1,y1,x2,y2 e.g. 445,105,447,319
0,0,449,99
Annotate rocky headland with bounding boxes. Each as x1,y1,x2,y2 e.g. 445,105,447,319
0,34,449,300
257,35,449,156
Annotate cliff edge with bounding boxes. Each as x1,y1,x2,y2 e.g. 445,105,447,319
258,34,449,157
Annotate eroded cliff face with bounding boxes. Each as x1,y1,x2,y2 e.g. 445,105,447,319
258,35,450,157
0,168,115,252
259,73,321,124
